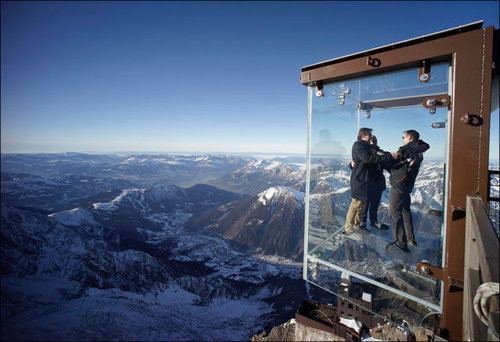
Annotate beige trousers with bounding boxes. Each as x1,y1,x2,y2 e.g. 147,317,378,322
345,198,366,233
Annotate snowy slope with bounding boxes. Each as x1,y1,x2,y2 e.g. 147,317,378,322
1,276,275,341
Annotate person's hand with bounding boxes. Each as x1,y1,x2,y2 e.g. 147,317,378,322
391,152,400,159
350,160,355,167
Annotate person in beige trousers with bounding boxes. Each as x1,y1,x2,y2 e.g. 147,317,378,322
344,128,396,235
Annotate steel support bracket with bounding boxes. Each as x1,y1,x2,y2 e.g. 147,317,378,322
417,262,445,279
416,262,464,293
418,59,431,82
447,277,464,291
422,95,451,108
315,81,324,97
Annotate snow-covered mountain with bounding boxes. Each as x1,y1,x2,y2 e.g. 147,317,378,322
190,186,305,260
1,196,320,340
0,153,249,197
2,201,325,340
207,159,306,195
1,153,304,211
1,206,170,293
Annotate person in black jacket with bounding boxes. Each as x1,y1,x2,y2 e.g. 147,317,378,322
359,135,388,230
387,129,430,252
344,128,395,235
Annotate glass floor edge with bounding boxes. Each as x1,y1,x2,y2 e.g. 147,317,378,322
306,254,442,312
303,278,402,328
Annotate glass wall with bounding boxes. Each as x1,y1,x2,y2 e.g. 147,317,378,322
304,63,450,326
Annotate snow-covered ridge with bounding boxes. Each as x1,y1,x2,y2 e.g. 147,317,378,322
240,159,304,174
92,188,146,211
258,186,305,206
117,154,235,167
49,208,96,227
119,155,188,166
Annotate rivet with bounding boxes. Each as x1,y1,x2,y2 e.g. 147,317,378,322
420,265,431,275
419,73,429,82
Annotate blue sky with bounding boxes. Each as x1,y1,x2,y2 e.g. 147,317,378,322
1,1,498,157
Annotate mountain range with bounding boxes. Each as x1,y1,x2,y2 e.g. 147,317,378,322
1,152,451,340
1,153,331,340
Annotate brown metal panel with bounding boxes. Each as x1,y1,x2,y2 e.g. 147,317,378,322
443,27,493,341
449,28,493,206
300,31,484,86
301,21,483,72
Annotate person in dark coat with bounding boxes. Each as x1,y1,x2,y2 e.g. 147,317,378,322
344,128,395,235
387,129,430,252
359,135,387,230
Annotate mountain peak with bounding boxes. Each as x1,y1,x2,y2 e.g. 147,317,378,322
258,186,305,206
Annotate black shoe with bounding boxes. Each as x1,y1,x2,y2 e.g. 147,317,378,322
342,231,352,236
394,242,410,253
372,222,389,230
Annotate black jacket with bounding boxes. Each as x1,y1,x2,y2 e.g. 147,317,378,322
350,139,392,201
367,145,387,191
388,139,430,192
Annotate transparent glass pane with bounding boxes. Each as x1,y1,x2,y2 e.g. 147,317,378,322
305,63,449,326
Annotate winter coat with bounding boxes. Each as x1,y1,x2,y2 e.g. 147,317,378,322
367,145,387,191
350,139,392,201
388,139,430,192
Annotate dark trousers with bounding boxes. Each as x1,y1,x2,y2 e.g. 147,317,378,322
390,187,415,248
361,184,383,225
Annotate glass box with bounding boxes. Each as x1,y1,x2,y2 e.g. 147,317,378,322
303,62,451,326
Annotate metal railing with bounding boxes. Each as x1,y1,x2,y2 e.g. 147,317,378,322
463,194,499,341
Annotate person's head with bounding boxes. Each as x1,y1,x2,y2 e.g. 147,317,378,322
369,135,378,146
402,129,419,145
358,128,373,142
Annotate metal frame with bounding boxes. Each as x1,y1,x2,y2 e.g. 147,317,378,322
300,22,495,340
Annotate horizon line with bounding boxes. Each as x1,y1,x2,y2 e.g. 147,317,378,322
0,150,307,157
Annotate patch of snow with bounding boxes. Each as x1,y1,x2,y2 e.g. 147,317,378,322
49,208,97,227
92,202,117,211
339,317,362,333
257,186,305,206
263,161,282,170
362,335,383,341
92,189,147,211
258,187,279,205
333,187,350,194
